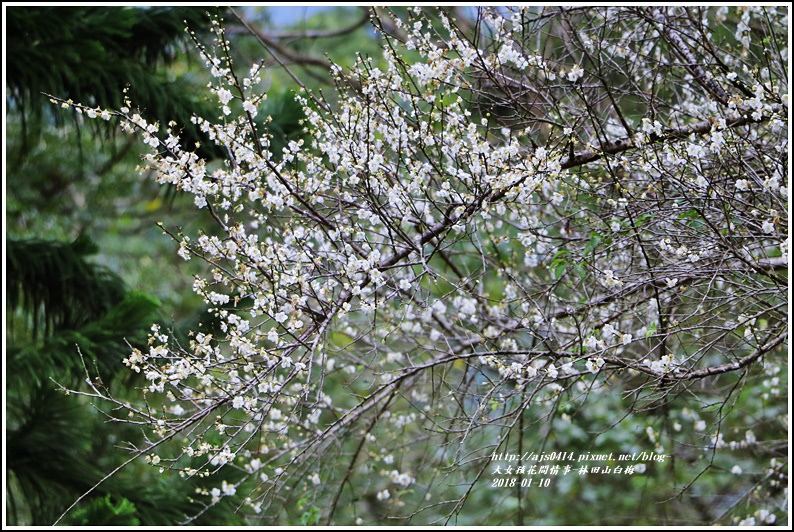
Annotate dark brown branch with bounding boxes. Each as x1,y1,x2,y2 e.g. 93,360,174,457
560,104,783,170
231,11,334,71
678,330,787,380
647,8,731,106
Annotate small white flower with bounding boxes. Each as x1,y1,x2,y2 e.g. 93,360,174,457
567,64,584,82
761,220,775,234
584,336,599,351
730,465,742,475
735,178,749,191
586,357,605,374
601,270,623,289
221,480,236,496
687,143,707,159
389,469,415,487
376,489,390,501
243,100,258,117
177,242,191,261
217,88,233,105
621,333,632,345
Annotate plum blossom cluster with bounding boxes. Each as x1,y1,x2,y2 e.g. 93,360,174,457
58,6,787,524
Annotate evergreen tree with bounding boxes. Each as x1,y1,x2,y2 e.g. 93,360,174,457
6,6,222,157
4,6,243,525
6,237,245,525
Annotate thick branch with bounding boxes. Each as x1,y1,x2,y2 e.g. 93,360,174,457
678,330,788,380
648,8,730,106
231,11,334,71
560,104,783,170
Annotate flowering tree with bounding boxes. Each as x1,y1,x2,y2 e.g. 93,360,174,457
57,6,788,525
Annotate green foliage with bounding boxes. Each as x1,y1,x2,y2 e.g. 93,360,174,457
299,503,322,526
62,495,141,526
7,235,125,339
5,235,161,524
4,7,247,525
6,386,105,524
8,291,160,388
6,6,224,158
3,234,250,526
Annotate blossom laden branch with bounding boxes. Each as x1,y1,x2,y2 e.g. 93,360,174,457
54,5,788,525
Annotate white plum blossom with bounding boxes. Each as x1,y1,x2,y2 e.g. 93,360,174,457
242,100,258,117
761,220,775,234
567,64,584,82
390,470,416,487
221,480,236,496
216,87,233,105
600,270,623,289
586,357,605,373
56,6,787,521
584,335,599,351
601,323,617,340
